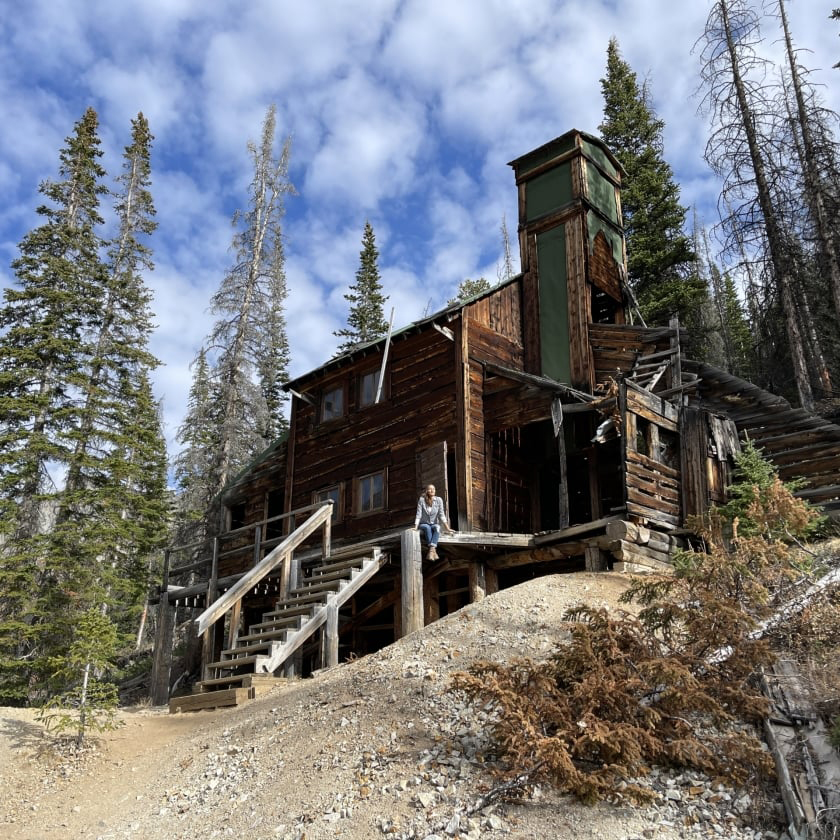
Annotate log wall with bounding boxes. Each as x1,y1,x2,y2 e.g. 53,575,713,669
623,382,681,529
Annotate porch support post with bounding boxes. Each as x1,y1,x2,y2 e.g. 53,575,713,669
468,561,487,602
324,602,339,668
150,590,175,705
400,528,424,636
423,573,440,625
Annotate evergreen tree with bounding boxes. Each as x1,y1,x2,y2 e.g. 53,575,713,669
598,39,702,328
0,108,108,703
0,109,167,703
335,221,389,352
448,277,492,306
204,105,293,495
174,347,219,534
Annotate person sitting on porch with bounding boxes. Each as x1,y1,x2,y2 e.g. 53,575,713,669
414,483,452,561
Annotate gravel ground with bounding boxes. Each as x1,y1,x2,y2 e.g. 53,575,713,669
0,572,790,840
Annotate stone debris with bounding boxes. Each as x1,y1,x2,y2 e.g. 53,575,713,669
1,573,791,840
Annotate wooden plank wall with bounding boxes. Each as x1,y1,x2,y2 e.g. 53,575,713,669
623,383,681,529
289,328,458,540
565,214,592,390
589,230,624,306
684,361,840,508
589,324,674,389
464,282,525,530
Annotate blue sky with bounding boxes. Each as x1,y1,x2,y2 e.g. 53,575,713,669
0,0,837,457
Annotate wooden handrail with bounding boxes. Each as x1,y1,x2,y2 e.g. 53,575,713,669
193,501,333,636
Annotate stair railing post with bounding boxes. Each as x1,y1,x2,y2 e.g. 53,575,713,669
321,501,332,565
202,538,220,682
253,524,262,566
324,601,339,668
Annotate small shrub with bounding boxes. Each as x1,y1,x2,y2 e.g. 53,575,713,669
37,608,123,745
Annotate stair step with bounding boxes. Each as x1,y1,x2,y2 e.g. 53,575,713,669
238,625,296,644
170,687,252,713
254,604,315,623
269,591,329,610
299,566,361,586
290,577,344,595
206,654,269,671
304,555,367,576
197,673,282,691
221,640,277,657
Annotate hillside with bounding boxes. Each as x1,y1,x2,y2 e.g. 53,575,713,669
1,572,785,840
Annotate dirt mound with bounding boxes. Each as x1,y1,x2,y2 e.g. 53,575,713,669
0,573,783,840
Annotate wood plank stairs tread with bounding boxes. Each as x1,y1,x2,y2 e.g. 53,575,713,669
172,548,385,713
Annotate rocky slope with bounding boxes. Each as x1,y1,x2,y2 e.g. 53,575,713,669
0,572,789,840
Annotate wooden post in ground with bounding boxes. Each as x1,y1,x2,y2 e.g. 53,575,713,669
485,566,499,596
324,602,339,668
400,528,424,635
423,573,440,625
150,590,175,705
584,543,610,571
201,538,220,682
469,562,487,602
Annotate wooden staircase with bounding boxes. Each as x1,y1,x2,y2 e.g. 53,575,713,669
170,545,385,713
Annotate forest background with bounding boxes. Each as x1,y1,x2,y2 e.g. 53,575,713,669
0,0,839,714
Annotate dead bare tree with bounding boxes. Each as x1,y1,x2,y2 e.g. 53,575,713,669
699,0,815,409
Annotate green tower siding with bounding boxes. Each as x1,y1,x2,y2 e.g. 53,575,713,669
586,162,619,226
514,134,577,179
537,226,571,382
581,138,618,181
526,164,573,222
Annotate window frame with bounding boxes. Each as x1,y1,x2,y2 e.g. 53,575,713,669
358,368,386,409
313,484,342,523
320,383,346,423
355,470,386,516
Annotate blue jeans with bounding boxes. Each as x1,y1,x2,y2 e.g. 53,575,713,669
418,523,440,547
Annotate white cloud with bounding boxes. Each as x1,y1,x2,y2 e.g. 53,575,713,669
1,0,838,466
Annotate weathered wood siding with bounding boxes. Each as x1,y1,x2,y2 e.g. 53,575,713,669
590,324,674,389
622,382,681,529
684,361,840,509
288,328,458,540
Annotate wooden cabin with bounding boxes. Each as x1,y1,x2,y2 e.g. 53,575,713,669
153,130,840,711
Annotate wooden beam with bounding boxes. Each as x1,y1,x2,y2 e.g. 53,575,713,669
400,529,424,635
423,573,440,625
468,561,487,602
150,592,175,706
324,602,339,668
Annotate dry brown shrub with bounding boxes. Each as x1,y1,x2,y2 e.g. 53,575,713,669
452,449,824,804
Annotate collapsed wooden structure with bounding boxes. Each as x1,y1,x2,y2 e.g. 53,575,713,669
152,129,840,712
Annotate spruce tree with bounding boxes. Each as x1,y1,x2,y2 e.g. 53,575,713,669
0,110,167,703
0,108,108,703
335,221,389,352
174,347,219,535
598,39,702,328
448,277,492,306
204,105,293,495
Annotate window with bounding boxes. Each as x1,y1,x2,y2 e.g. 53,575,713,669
321,385,344,422
314,485,342,522
357,471,385,514
359,369,384,408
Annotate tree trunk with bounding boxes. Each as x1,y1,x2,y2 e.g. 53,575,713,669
778,0,840,325
720,0,814,410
